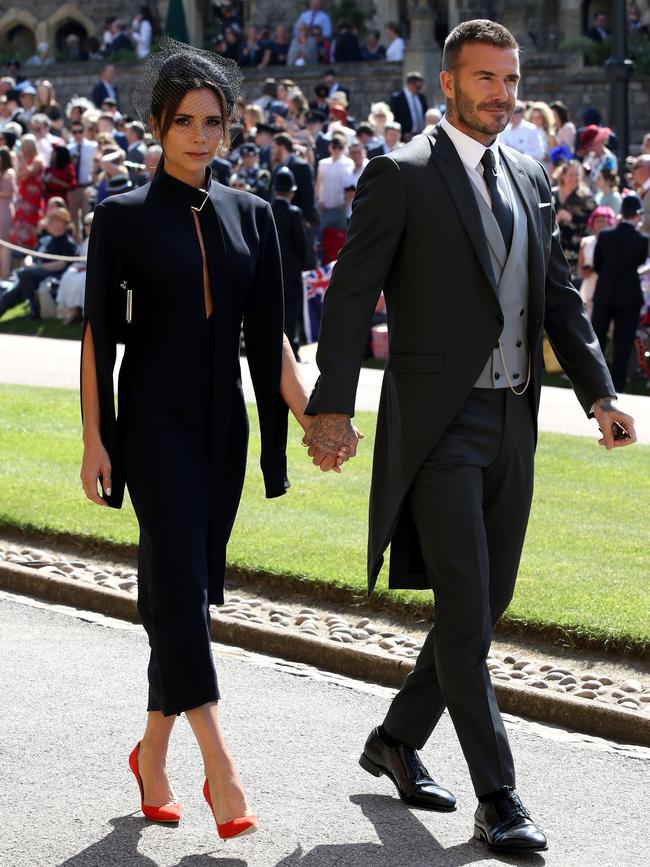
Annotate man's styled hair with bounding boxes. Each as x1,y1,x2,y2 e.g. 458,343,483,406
441,19,519,71
273,132,294,153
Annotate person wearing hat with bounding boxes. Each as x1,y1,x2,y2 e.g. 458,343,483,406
271,131,319,226
236,142,271,200
578,205,617,317
253,122,277,170
309,84,329,115
632,154,650,236
580,124,617,193
16,85,36,130
272,166,309,358
0,207,76,319
592,194,649,391
389,72,428,141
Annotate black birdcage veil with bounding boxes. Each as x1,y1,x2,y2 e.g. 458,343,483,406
132,36,244,143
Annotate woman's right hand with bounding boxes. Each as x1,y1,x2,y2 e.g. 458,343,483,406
80,438,112,506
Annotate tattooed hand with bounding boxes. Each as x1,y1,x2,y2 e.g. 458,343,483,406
593,397,637,450
303,413,361,473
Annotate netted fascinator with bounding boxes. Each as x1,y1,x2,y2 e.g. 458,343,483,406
132,36,245,140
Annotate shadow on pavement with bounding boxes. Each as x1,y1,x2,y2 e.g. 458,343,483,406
56,814,247,867
274,794,547,867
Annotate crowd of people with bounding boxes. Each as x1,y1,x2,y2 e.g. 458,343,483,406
0,52,648,388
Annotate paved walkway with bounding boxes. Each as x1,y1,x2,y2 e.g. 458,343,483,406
1,590,648,867
1,333,649,443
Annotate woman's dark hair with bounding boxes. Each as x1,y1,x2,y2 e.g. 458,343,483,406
442,19,518,71
598,167,618,188
0,131,17,149
52,144,72,170
550,100,570,127
134,39,244,163
0,146,12,173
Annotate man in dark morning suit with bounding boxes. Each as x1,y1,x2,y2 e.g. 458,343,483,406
271,167,309,359
304,20,637,854
389,72,428,141
91,64,120,109
592,194,649,392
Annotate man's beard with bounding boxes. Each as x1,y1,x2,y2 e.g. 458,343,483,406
448,78,513,138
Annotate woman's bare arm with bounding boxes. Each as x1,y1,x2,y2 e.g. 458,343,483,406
80,324,112,505
280,334,311,432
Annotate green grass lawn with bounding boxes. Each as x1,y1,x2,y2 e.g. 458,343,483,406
0,306,83,341
1,383,649,653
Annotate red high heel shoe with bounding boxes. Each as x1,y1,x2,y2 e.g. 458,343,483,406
203,778,258,839
128,742,182,823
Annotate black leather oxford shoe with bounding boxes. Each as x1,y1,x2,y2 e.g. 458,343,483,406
359,727,457,811
474,788,547,852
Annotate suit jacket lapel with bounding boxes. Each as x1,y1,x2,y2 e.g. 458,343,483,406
428,127,498,294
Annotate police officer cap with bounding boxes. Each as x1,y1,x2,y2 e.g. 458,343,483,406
256,122,277,136
240,142,259,155
306,109,326,123
275,167,297,193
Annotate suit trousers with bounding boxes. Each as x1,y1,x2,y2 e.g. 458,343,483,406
382,387,535,797
591,303,641,393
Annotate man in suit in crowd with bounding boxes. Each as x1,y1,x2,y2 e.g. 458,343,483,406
125,121,147,185
304,19,636,854
272,132,319,226
586,11,611,42
500,101,545,160
389,72,428,141
632,154,650,236
67,120,98,240
253,122,276,170
272,167,309,359
367,122,402,159
91,64,119,109
592,194,649,392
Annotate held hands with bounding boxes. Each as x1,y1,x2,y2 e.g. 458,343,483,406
80,438,112,506
593,398,637,450
302,413,363,473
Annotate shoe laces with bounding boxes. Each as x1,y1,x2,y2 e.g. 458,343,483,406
499,789,532,825
404,748,430,781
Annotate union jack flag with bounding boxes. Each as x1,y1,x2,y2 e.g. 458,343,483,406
302,261,336,342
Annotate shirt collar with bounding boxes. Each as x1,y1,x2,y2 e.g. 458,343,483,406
440,115,500,173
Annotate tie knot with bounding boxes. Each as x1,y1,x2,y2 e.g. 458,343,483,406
481,148,497,175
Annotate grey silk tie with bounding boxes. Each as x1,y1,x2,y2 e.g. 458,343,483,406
480,148,513,250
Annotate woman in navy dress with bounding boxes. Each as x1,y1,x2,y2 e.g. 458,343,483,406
80,41,322,839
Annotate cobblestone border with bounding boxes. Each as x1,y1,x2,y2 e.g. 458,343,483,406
1,557,648,749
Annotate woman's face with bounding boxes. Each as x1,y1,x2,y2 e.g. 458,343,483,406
530,110,544,129
595,171,607,192
552,109,562,130
564,164,580,189
37,85,49,105
160,88,223,180
593,217,610,235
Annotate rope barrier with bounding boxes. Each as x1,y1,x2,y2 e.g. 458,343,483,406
0,237,87,262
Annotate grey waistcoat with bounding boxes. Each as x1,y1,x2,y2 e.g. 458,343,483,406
471,165,530,389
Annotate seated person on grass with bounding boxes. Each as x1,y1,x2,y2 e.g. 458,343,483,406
0,207,76,320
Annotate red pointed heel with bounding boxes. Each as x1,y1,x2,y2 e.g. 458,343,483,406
128,742,182,823
203,778,258,839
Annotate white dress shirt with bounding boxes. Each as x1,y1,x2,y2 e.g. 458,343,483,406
499,118,545,161
68,138,98,185
440,115,513,210
385,37,405,62
294,9,332,38
317,154,354,209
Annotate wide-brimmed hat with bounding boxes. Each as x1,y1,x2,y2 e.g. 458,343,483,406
580,124,611,151
328,90,348,109
328,104,347,122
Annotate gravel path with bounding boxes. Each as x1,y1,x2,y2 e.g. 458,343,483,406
2,540,648,718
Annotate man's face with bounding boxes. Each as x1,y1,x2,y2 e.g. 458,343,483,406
104,65,115,82
349,144,364,166
323,74,334,88
595,14,607,29
30,120,44,138
408,79,423,94
47,216,66,237
385,128,400,148
310,0,321,10
440,44,520,144
242,152,257,168
633,161,650,184
20,93,34,109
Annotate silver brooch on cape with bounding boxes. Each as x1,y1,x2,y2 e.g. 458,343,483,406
191,189,210,212
121,280,133,324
